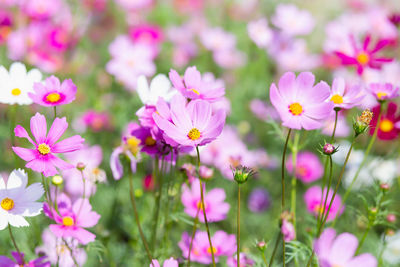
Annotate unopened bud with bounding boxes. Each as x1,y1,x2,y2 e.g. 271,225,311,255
257,241,267,252
199,166,213,180
380,183,390,191
387,214,396,223
76,162,86,171
52,175,63,186
323,143,337,155
233,165,255,184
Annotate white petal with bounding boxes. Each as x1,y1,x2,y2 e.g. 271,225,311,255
137,75,150,104
9,62,27,79
150,74,171,95
0,210,8,230
0,175,5,190
21,183,44,202
27,68,42,83
7,213,29,228
7,169,28,190
20,202,43,217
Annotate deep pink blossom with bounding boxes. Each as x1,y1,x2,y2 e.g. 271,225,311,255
270,72,333,130
304,186,344,221
286,151,324,183
29,76,77,106
0,251,50,267
370,102,400,140
45,193,100,245
13,113,85,177
335,35,393,75
315,228,377,267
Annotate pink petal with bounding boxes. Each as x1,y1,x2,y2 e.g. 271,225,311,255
299,116,323,130
14,125,35,145
328,233,358,264
187,100,212,131
46,117,68,146
346,254,377,267
52,135,85,153
12,147,37,162
184,66,201,89
49,154,74,171
278,72,296,102
169,69,185,90
71,227,96,245
30,113,47,144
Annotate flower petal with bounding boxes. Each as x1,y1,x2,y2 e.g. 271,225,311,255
46,117,68,146
52,135,85,153
30,113,47,144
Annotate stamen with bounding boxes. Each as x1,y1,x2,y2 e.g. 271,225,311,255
38,143,51,155
11,88,21,96
330,94,344,104
46,92,61,103
188,128,201,140
62,216,74,226
1,198,14,211
289,103,303,116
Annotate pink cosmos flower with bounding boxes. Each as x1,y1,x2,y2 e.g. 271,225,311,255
74,110,112,133
335,35,393,75
36,228,87,267
329,77,364,109
322,111,350,138
181,179,230,222
247,18,273,48
272,4,315,36
153,93,226,147
21,0,63,20
179,230,236,264
286,151,324,183
45,193,100,245
12,113,85,177
270,72,333,130
227,253,255,267
0,252,50,267
304,186,344,222
129,24,163,48
151,258,178,267
315,228,377,267
29,76,77,107
169,66,225,102
367,82,399,101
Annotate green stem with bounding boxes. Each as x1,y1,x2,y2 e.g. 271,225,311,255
237,185,241,267
333,103,383,226
128,172,154,265
187,208,200,267
268,234,281,267
196,146,216,267
77,170,86,217
318,156,333,231
53,106,57,119
151,157,163,250
356,223,372,255
8,225,22,262
262,252,268,266
62,238,79,267
290,132,300,232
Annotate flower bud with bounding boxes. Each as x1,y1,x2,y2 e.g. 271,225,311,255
387,214,396,223
380,183,390,191
353,109,373,137
322,143,337,155
199,166,213,180
76,162,86,171
233,166,255,184
281,219,295,242
52,175,63,186
257,241,267,252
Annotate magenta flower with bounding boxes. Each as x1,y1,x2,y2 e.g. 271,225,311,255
315,228,377,267
29,76,77,106
329,77,364,109
153,93,226,147
335,35,393,75
227,253,255,267
151,258,178,267
367,82,399,101
181,179,230,222
281,219,295,242
286,151,324,183
179,230,236,264
0,252,50,267
12,113,85,177
304,186,344,222
270,72,333,130
45,193,100,245
169,66,225,102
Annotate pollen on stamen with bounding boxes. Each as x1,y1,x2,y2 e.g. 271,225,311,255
289,103,303,116
46,92,61,103
331,94,344,104
38,143,51,155
1,197,14,211
188,128,201,140
62,216,74,227
11,88,21,96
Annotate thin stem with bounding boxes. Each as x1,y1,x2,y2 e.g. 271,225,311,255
8,225,22,261
128,172,154,265
356,224,372,255
151,156,162,250
330,109,339,142
337,103,383,224
196,146,216,267
318,156,333,230
268,234,281,267
187,208,200,267
261,252,268,266
77,170,86,217
62,238,79,267
53,106,57,119
290,132,300,232
237,185,241,267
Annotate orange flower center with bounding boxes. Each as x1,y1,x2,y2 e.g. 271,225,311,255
207,246,218,255
1,197,14,211
11,88,21,96
38,143,51,155
145,136,156,146
356,52,369,65
376,92,387,100
331,94,344,104
62,216,74,226
46,92,61,103
289,103,303,116
380,119,394,132
188,128,201,140
197,200,207,211
126,136,141,155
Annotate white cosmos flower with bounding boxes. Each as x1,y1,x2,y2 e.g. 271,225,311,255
137,74,176,105
0,169,44,230
0,62,42,105
383,231,400,265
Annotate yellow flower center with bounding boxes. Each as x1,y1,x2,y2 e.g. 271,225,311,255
197,201,207,211
376,92,387,100
207,246,218,255
380,119,394,132
333,265,343,267
1,197,14,211
188,128,201,140
126,136,141,156
38,143,51,155
52,175,63,185
92,168,100,175
11,88,21,96
62,216,74,226
313,204,324,215
145,136,156,146
356,52,369,65
190,88,200,95
46,92,61,103
289,103,303,116
330,94,344,104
